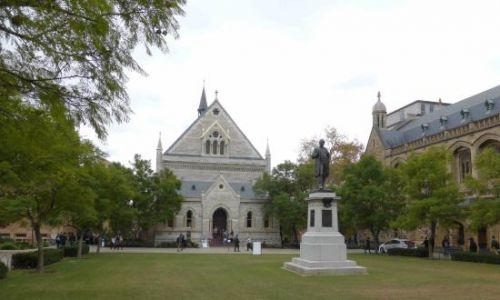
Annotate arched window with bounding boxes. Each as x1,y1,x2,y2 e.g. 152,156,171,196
213,141,218,155
246,212,252,228
205,140,210,154
220,141,225,155
454,147,472,182
186,210,193,228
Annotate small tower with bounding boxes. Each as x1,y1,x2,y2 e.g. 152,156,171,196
372,91,387,129
198,86,208,116
265,139,271,173
156,132,163,172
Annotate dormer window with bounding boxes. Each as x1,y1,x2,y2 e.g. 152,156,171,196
460,108,469,121
439,116,448,128
421,123,429,134
485,99,494,113
191,184,196,191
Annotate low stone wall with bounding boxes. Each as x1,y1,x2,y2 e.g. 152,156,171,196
0,249,37,270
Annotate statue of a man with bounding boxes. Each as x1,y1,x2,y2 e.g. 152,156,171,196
311,139,330,190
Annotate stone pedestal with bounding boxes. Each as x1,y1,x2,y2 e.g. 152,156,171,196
284,191,367,276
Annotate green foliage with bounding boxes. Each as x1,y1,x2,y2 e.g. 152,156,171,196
465,148,500,229
131,154,183,236
0,261,7,280
0,242,17,250
63,245,90,257
396,147,463,256
254,161,310,243
339,155,404,245
451,251,500,265
0,0,186,138
387,247,428,257
12,249,63,269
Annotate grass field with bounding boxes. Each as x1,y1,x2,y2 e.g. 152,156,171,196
1,253,500,300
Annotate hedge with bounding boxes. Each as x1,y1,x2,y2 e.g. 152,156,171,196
0,261,8,280
63,245,90,257
0,242,17,250
387,247,428,257
451,251,500,265
157,241,199,248
12,249,63,269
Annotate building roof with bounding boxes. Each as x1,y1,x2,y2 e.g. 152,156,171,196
378,85,500,148
179,180,262,199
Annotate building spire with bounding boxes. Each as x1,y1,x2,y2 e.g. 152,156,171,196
265,139,271,173
198,85,208,116
157,132,162,150
215,90,219,100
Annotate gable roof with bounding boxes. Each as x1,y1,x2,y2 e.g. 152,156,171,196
165,99,264,159
378,85,500,148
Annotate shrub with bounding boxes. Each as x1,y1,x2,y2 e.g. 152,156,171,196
157,241,199,248
387,247,428,257
63,245,90,257
0,261,8,280
451,251,500,265
12,249,63,269
123,240,155,247
0,242,17,250
15,242,34,250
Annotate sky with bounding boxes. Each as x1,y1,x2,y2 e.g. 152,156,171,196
81,0,500,169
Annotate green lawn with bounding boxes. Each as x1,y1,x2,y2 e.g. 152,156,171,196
1,253,499,300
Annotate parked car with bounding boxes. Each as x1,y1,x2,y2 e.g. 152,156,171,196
378,238,415,253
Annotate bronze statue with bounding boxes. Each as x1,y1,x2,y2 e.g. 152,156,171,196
311,139,330,190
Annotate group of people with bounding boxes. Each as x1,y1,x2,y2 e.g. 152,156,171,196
110,235,124,250
176,233,187,251
55,232,76,248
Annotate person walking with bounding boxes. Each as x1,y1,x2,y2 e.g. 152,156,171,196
246,237,252,251
364,237,372,254
442,236,450,257
491,236,499,255
176,233,182,252
469,237,478,253
234,235,240,252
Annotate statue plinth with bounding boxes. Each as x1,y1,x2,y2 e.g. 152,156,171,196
283,191,367,276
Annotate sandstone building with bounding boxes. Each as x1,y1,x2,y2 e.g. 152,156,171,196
154,88,281,246
366,86,500,250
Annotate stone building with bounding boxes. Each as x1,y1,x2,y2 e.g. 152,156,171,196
366,86,500,250
154,88,281,246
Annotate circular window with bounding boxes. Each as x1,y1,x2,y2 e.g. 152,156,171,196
219,184,224,189
213,131,219,138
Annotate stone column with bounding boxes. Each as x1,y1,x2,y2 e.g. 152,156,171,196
284,191,367,276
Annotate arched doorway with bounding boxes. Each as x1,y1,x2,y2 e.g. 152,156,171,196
212,208,227,244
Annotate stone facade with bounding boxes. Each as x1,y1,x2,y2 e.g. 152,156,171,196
154,88,281,246
366,86,500,250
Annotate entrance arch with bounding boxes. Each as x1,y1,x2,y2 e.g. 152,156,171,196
212,208,228,242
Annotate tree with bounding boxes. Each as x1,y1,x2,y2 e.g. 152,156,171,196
396,147,463,257
131,154,183,239
0,97,86,272
298,126,363,187
254,161,313,245
339,155,404,249
0,0,186,138
465,148,500,230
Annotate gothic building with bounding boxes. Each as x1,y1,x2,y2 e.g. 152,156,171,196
366,85,500,250
154,88,280,246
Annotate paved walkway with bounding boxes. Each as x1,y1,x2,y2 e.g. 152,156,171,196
90,246,365,255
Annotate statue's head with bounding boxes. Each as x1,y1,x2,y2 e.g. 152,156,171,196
319,139,325,147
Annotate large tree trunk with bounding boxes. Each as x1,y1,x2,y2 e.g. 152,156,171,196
33,222,44,273
77,230,84,258
429,220,437,258
370,228,380,253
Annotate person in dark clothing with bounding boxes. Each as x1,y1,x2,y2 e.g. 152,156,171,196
442,236,450,256
234,235,240,252
469,237,478,253
364,237,372,254
423,237,429,250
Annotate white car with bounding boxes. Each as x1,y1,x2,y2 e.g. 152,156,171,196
378,238,415,253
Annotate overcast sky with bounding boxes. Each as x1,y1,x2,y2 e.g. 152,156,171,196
81,0,500,169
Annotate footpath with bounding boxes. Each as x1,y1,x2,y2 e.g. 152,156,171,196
90,246,366,255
